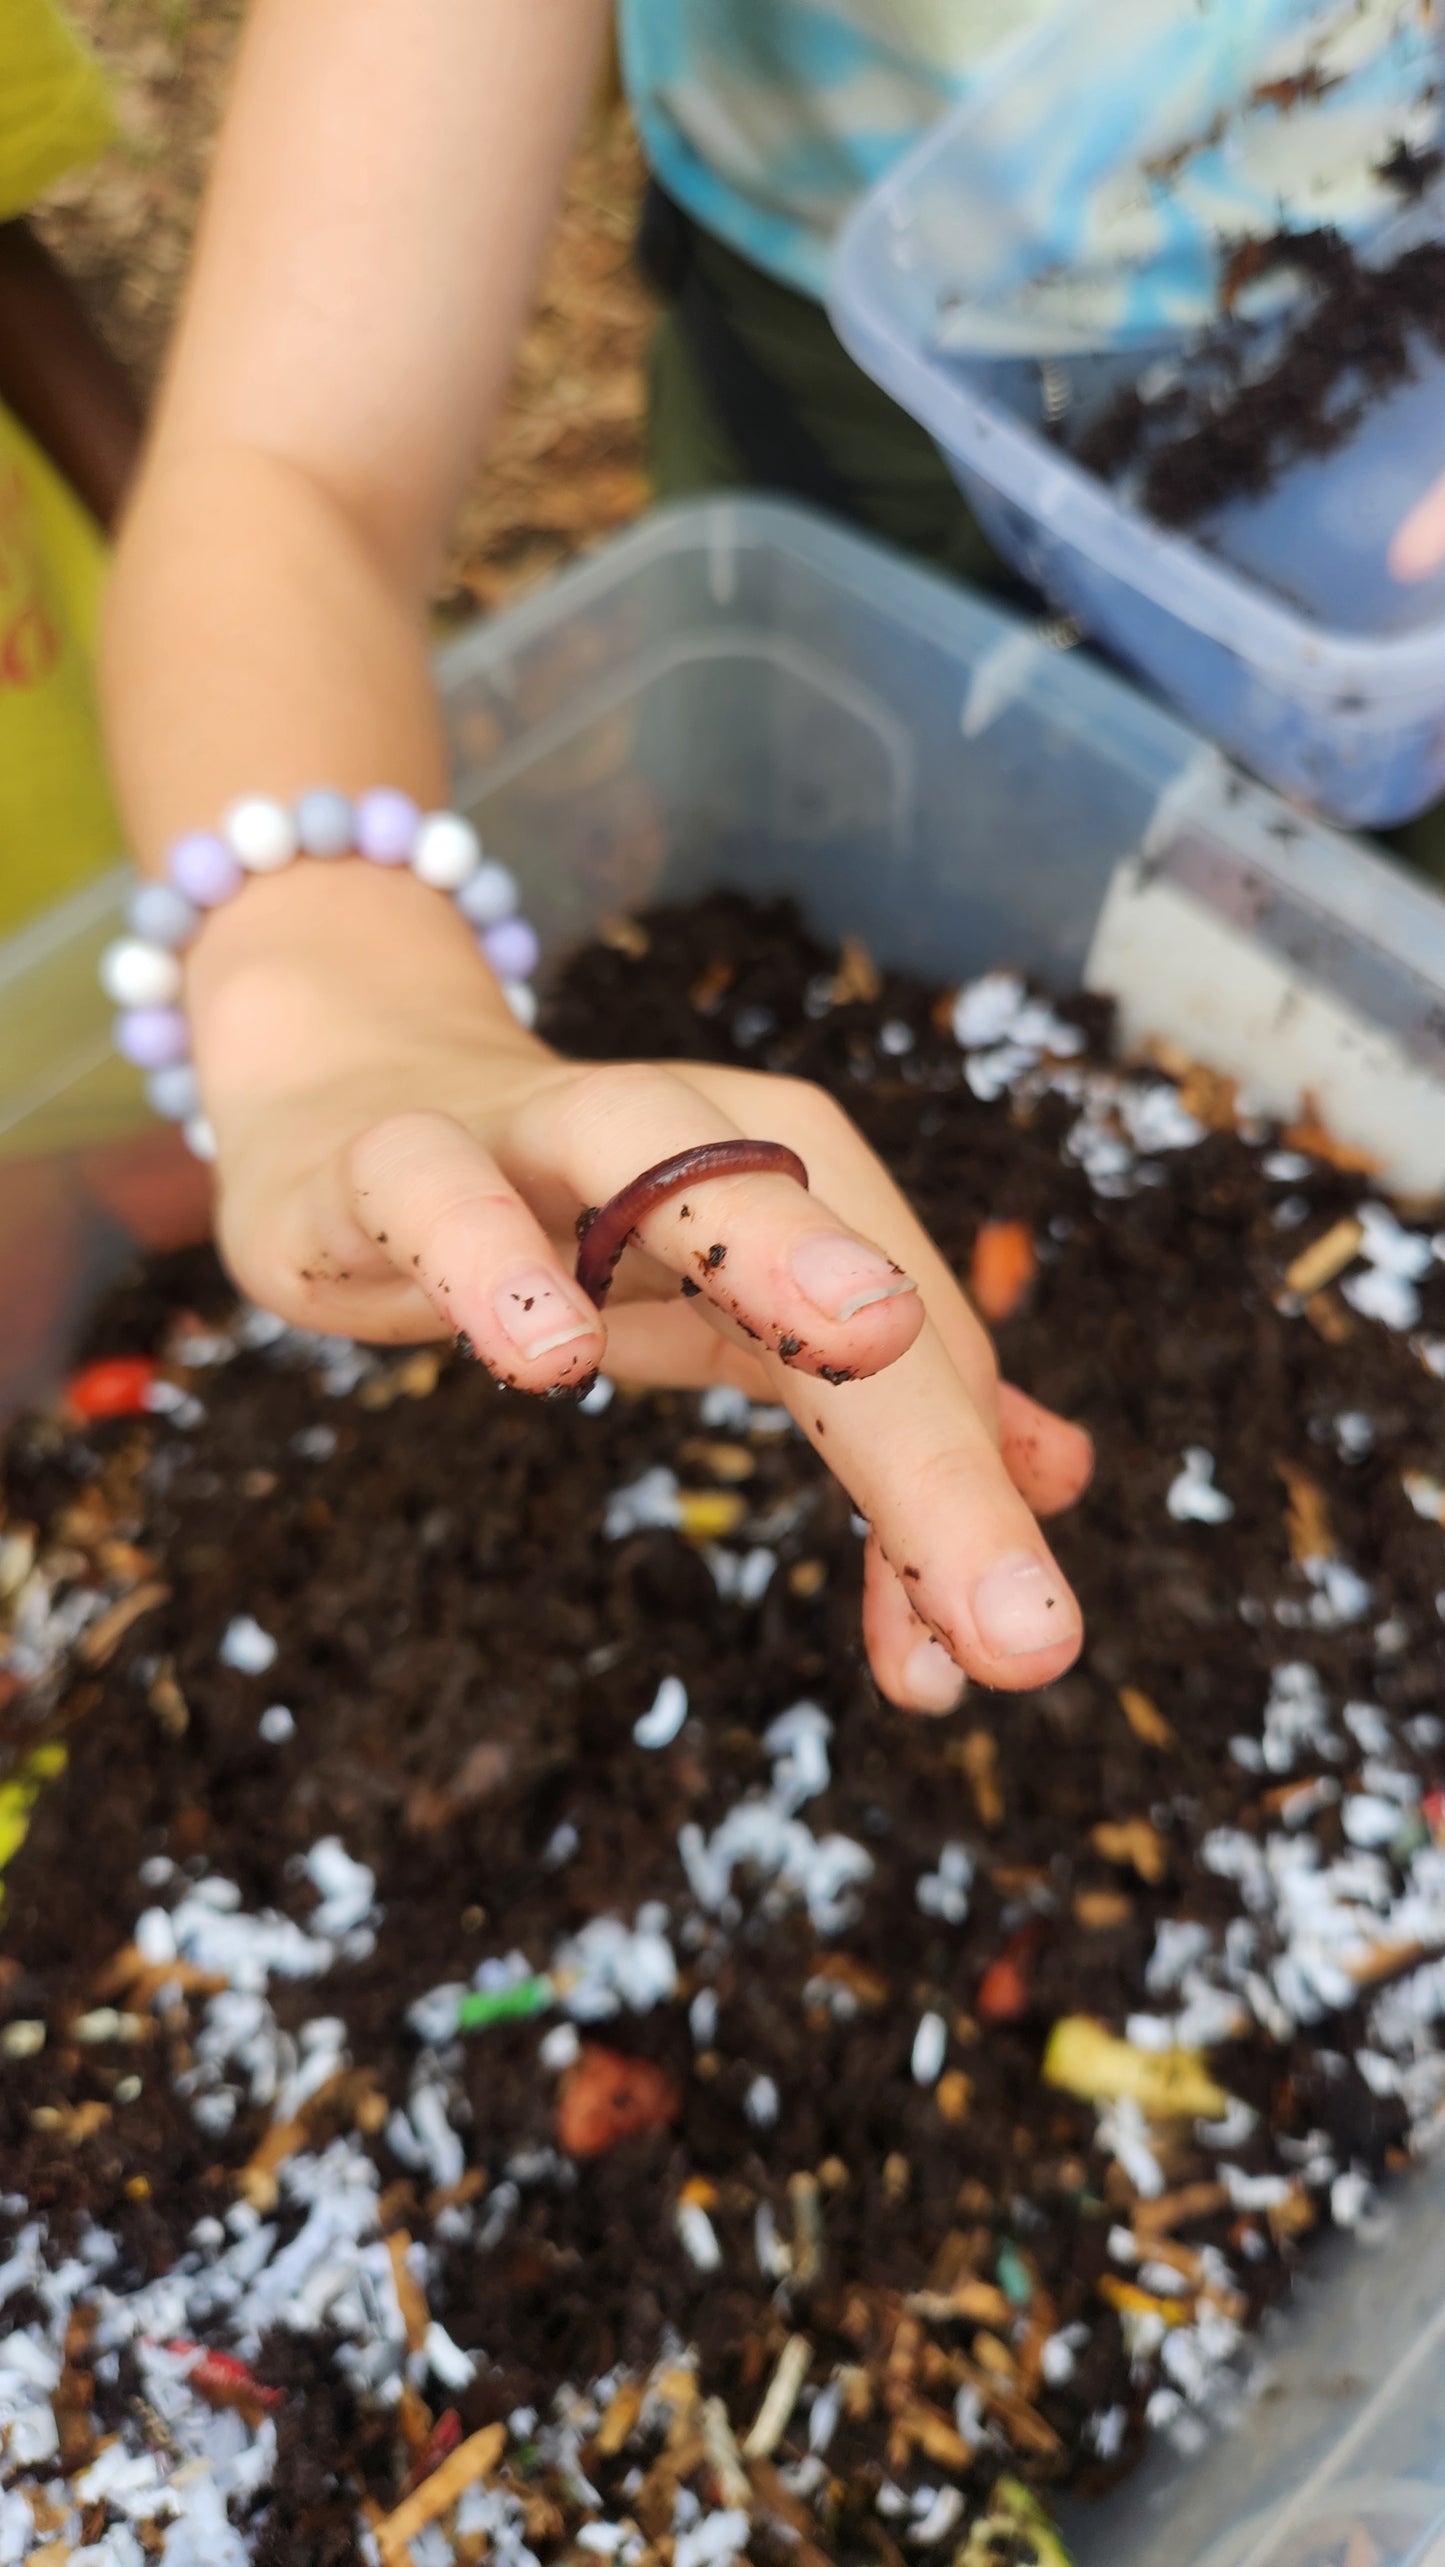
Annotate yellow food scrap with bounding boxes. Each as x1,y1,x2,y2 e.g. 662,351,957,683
1097,2275,1187,2328
0,1743,68,1896
677,1490,747,1542
1042,2017,1229,2121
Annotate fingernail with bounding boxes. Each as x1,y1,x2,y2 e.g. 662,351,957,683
901,1637,968,1714
791,1233,917,1323
493,1269,597,1364
971,1551,1079,1659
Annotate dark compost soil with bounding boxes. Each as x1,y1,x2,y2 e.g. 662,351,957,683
1073,227,1445,530
4,894,1445,2565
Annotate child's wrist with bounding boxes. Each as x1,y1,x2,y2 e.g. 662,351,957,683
185,858,534,1099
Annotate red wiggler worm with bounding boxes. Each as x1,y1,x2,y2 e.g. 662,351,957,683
575,1140,810,1310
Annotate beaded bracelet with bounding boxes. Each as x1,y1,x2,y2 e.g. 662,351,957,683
100,790,540,1162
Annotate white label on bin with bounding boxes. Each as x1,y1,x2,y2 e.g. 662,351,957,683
1085,854,1445,1199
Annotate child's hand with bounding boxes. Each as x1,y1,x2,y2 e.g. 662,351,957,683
189,865,1090,1716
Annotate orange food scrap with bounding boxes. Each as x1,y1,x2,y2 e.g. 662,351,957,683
556,2046,681,2158
969,1221,1038,1324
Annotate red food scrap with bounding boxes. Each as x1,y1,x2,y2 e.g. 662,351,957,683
556,2045,681,2157
969,1221,1037,1325
976,1923,1045,2025
65,1356,158,1421
402,2407,464,2495
165,2340,283,2410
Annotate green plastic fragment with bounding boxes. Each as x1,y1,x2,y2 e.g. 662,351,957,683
995,2242,1033,2307
456,1974,555,2032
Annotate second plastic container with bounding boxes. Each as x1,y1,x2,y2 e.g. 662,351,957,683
830,0,1445,828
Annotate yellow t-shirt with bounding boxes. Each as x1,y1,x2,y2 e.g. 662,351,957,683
0,0,122,939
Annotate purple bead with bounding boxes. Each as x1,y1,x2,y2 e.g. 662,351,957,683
168,831,244,909
481,917,540,984
115,1007,191,1071
354,788,419,865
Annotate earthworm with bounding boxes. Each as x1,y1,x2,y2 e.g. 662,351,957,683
574,1139,809,1310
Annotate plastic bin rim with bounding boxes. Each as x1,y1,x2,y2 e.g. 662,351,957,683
433,492,1203,769
830,118,1445,695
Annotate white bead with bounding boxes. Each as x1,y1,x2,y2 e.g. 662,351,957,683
504,980,538,1028
223,795,298,873
99,936,183,1010
411,810,481,890
457,858,518,929
184,1113,218,1161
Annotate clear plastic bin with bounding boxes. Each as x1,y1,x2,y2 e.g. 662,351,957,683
828,7,1445,829
4,496,1445,2561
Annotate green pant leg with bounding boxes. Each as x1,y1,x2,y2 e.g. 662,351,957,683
645,222,1020,597
647,308,753,499
1378,798,1445,888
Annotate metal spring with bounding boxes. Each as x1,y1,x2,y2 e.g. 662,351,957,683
1035,613,1085,652
1039,360,1073,423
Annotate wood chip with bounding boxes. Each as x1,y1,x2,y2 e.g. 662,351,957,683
94,1950,228,2008
971,2330,1018,2384
747,2458,834,2567
594,2379,645,2458
787,1559,827,1598
146,1659,188,1739
701,2396,752,2506
1267,2185,1317,2241
31,2100,109,2143
690,958,735,1014
1283,1215,1365,1298
1118,1686,1176,1749
956,1730,1004,1831
952,2359,1062,2458
936,2069,973,2124
829,935,882,1007
235,2116,309,2212
599,913,650,958
1347,1935,1438,1988
679,1439,757,1483
1090,1817,1168,1884
387,2230,432,2355
357,1350,443,1411
1176,1062,1241,1134
1277,1461,1333,1566
1131,2182,1229,2238
375,2423,505,2562
1303,1288,1355,1345
742,2334,813,2459
788,2172,822,2286
76,1583,170,1669
1282,1107,1380,1176
811,1952,889,2008
888,2394,974,2473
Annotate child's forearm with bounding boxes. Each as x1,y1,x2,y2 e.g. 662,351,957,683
103,440,450,869
102,0,609,873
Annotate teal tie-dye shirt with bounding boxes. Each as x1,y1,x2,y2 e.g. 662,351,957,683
619,0,1441,321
